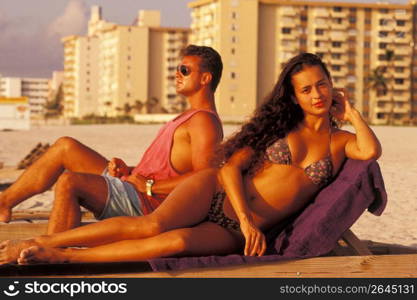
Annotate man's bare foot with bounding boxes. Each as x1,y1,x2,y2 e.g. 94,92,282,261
0,200,12,223
0,239,39,265
18,246,68,265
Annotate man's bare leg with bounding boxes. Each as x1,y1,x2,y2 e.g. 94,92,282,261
47,172,109,234
17,222,242,264
0,137,108,222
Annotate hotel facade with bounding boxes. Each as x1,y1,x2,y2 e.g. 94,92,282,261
189,0,417,125
0,77,50,119
62,7,189,119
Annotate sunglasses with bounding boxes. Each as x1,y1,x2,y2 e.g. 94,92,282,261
177,64,192,76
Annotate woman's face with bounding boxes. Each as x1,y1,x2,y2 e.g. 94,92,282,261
290,64,333,117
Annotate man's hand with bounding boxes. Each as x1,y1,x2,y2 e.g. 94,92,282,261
108,158,130,178
123,173,147,194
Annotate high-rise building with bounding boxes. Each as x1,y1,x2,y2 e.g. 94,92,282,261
62,6,190,118
61,35,99,118
189,0,416,125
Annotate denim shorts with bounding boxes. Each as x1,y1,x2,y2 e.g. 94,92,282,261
96,171,144,220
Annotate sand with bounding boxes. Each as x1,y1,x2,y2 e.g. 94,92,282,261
0,123,416,248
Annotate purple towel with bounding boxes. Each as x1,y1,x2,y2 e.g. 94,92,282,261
148,159,387,271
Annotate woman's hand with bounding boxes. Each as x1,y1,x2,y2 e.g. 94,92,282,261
108,158,130,178
240,218,267,256
330,88,356,123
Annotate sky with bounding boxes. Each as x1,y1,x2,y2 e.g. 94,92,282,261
0,0,410,78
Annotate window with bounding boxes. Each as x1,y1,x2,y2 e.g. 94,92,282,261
230,72,236,79
231,48,235,55
231,36,237,43
230,96,234,103
332,65,341,71
315,41,321,47
379,31,388,37
364,41,370,48
332,41,342,47
333,7,342,12
315,29,324,35
397,20,405,26
377,113,385,119
379,9,388,13
282,28,291,34
395,78,404,84
333,18,342,24
379,43,387,49
331,53,341,59
349,17,356,24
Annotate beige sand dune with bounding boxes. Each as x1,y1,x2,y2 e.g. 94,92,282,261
0,124,416,247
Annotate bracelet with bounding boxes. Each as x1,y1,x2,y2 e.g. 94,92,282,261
145,179,155,197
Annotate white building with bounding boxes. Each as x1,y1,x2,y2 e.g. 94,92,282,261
0,77,50,119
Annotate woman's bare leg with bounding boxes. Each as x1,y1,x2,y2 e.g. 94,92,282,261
18,222,243,264
0,169,219,264
0,137,108,222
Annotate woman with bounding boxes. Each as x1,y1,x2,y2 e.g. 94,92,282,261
0,53,381,264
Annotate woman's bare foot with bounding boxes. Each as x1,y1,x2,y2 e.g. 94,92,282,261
18,246,68,265
0,239,39,265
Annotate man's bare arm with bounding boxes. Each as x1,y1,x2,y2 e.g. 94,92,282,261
125,112,223,194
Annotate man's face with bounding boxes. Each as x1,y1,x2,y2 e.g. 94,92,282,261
175,55,206,96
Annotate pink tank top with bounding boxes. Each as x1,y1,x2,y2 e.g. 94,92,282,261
131,109,221,214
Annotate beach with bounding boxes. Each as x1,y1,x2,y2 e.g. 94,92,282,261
0,123,416,248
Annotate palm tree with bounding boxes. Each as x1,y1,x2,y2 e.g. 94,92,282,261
367,49,395,125
43,85,64,122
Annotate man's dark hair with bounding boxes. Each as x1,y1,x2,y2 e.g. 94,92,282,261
181,45,223,92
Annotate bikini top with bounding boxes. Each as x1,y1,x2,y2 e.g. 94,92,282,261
265,133,333,187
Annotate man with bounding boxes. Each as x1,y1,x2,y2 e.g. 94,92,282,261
0,45,224,234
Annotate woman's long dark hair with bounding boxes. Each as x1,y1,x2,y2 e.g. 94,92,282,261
216,53,337,174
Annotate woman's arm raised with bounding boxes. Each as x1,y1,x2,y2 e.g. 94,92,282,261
332,88,382,160
219,147,266,256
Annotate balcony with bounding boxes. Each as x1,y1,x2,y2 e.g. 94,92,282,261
394,69,411,78
393,105,410,114
394,59,409,67
393,32,411,42
313,21,329,30
330,21,349,30
312,8,330,18
374,105,392,113
394,94,410,102
330,32,347,41
330,10,348,19
393,82,410,90
330,44,348,53
331,69,348,77
394,11,410,20
280,6,298,17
